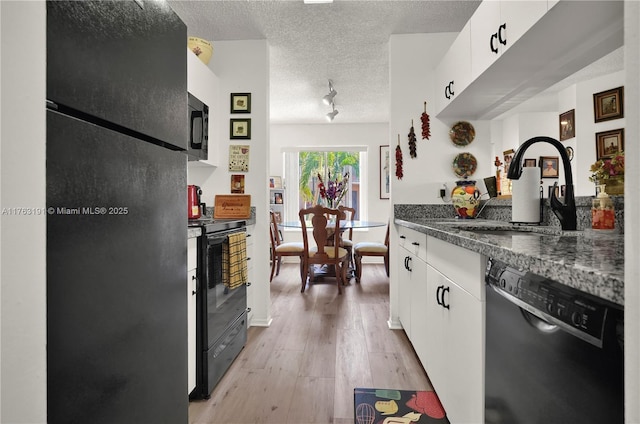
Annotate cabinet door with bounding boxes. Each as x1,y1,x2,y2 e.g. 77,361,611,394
397,247,414,336
426,265,484,424
409,259,429,366
500,1,548,55
470,0,501,80
187,269,197,394
434,21,472,114
471,0,548,80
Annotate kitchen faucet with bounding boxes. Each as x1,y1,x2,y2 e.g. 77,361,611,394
507,136,577,230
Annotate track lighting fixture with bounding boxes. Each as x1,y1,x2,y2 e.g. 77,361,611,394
326,103,339,122
322,80,337,106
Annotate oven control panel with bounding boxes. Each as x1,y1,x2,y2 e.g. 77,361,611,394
485,258,609,346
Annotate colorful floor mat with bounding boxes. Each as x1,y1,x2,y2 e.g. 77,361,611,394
354,388,450,424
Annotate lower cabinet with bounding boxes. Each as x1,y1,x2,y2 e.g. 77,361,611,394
187,237,198,395
395,227,486,423
425,264,484,424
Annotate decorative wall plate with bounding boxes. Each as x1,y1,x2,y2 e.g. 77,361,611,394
449,121,476,146
452,152,478,178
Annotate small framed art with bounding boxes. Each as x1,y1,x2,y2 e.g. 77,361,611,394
231,175,245,193
230,119,251,139
379,145,390,199
524,158,537,167
593,86,624,122
559,109,575,141
540,156,559,178
231,93,251,113
596,128,624,159
269,176,283,189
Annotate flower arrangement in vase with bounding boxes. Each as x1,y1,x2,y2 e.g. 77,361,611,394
589,151,624,195
317,171,350,208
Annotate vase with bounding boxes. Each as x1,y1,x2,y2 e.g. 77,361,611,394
451,180,481,219
604,177,624,196
592,184,615,230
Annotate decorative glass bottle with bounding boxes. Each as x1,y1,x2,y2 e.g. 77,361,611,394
591,184,615,230
451,180,481,219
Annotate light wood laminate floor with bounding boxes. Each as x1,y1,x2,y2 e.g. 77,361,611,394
189,263,432,424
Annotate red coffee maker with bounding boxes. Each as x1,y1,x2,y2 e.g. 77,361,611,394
187,185,202,219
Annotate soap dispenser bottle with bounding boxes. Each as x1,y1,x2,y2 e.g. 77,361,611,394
591,185,615,230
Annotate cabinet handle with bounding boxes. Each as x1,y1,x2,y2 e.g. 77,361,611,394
406,256,412,272
411,241,419,246
436,285,443,306
498,22,507,46
400,235,406,239
442,286,451,309
246,282,251,287
490,32,499,54
192,290,196,295
445,81,455,99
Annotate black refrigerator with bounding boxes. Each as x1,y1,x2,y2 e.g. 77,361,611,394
46,2,189,423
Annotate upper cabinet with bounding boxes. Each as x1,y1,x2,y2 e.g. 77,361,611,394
434,21,471,113
187,49,220,167
435,0,624,120
470,0,547,80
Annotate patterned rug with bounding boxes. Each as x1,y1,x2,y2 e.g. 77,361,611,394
354,388,449,424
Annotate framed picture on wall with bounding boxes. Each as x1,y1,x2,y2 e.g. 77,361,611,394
540,156,559,178
230,119,251,139
559,109,575,141
596,128,625,159
524,158,537,167
593,86,624,122
379,145,390,199
230,93,251,113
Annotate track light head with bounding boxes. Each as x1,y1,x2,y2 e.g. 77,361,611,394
322,80,337,105
326,107,339,122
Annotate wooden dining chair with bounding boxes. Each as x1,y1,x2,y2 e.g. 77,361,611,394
269,210,305,283
353,222,390,283
298,204,350,294
337,205,356,268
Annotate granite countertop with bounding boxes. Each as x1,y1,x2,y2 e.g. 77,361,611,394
395,218,624,306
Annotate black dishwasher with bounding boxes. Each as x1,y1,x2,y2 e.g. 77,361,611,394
485,258,624,424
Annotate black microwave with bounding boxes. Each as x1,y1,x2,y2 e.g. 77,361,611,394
187,92,208,161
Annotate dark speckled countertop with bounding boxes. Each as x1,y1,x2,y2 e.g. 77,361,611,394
395,217,624,307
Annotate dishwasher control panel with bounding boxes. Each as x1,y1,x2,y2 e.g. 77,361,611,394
485,258,609,346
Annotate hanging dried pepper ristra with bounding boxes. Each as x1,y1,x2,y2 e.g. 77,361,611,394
421,101,431,140
408,120,417,158
395,134,403,180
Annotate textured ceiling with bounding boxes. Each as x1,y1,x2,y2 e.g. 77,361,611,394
168,0,481,124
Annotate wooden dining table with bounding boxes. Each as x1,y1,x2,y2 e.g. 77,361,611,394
279,220,386,280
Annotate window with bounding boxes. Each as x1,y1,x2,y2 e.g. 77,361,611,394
283,147,367,223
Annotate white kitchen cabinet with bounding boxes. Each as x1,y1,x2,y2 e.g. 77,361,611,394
187,237,198,395
470,0,547,80
187,49,219,167
425,264,484,424
425,235,486,424
437,0,622,119
396,227,428,363
245,225,254,324
434,21,471,114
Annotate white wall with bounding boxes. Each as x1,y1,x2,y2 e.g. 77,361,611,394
187,40,272,327
269,122,391,246
624,1,639,421
0,2,47,422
